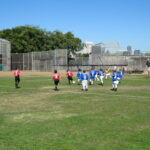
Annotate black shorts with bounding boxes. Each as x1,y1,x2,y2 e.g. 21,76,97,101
54,79,59,85
15,76,20,82
68,76,73,81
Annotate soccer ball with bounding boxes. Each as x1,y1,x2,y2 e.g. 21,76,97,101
72,81,76,84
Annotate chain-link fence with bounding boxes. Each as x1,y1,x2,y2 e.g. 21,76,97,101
90,45,149,71
0,38,148,72
11,49,68,71
11,48,149,72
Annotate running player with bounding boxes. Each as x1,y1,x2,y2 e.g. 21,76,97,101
14,68,21,88
66,70,73,84
77,68,82,85
117,69,124,83
105,68,111,79
89,67,96,85
111,70,119,91
81,70,89,91
95,69,100,81
52,70,60,91
146,58,150,77
98,68,105,86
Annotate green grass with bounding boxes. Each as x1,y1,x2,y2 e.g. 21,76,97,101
0,74,150,150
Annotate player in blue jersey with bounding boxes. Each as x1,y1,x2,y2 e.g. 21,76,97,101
111,70,119,91
98,68,105,86
89,67,96,85
77,68,82,84
117,69,124,83
81,70,89,91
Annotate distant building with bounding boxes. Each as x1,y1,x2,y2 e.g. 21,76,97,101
76,42,94,54
134,49,141,56
127,45,132,55
92,42,122,55
77,41,132,56
92,45,105,55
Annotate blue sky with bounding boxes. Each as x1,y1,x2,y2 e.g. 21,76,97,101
1,0,150,52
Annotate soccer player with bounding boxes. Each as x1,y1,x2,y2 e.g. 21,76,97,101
77,68,82,84
111,70,119,91
95,69,100,81
105,68,111,79
117,69,124,83
146,58,150,77
52,70,60,91
66,70,73,84
14,68,21,88
89,67,96,85
98,68,105,86
81,70,89,91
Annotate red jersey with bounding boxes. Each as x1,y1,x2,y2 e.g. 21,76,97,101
66,72,73,77
53,73,60,80
14,70,20,77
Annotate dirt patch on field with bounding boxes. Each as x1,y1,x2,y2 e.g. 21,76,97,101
11,111,77,122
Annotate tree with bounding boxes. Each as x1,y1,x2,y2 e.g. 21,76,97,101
0,26,52,53
50,31,83,54
64,32,83,55
0,25,83,53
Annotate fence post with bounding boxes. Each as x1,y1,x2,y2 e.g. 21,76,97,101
32,52,34,71
28,53,30,70
54,50,56,70
23,53,24,70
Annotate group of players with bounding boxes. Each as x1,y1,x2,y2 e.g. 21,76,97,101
13,67,124,92
12,58,150,91
53,67,124,91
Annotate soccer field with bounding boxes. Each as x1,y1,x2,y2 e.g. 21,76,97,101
0,74,150,150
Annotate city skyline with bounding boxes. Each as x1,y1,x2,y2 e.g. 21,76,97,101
1,0,150,52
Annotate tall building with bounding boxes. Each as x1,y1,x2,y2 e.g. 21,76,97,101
134,49,141,56
76,42,94,54
93,42,122,54
127,45,132,55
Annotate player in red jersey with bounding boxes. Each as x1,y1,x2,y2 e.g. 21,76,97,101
52,70,60,91
14,68,21,88
66,69,73,84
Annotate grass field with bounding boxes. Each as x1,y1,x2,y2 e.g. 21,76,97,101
0,74,150,150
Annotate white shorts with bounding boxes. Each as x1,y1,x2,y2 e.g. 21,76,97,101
100,76,104,80
106,73,110,76
82,80,88,89
113,81,119,85
148,67,150,72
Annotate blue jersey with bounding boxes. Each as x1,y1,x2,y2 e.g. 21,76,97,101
81,73,89,80
77,72,82,79
89,70,96,79
117,71,123,79
98,71,104,76
112,72,118,81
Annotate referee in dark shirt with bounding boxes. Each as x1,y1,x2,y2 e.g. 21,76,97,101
146,58,150,77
